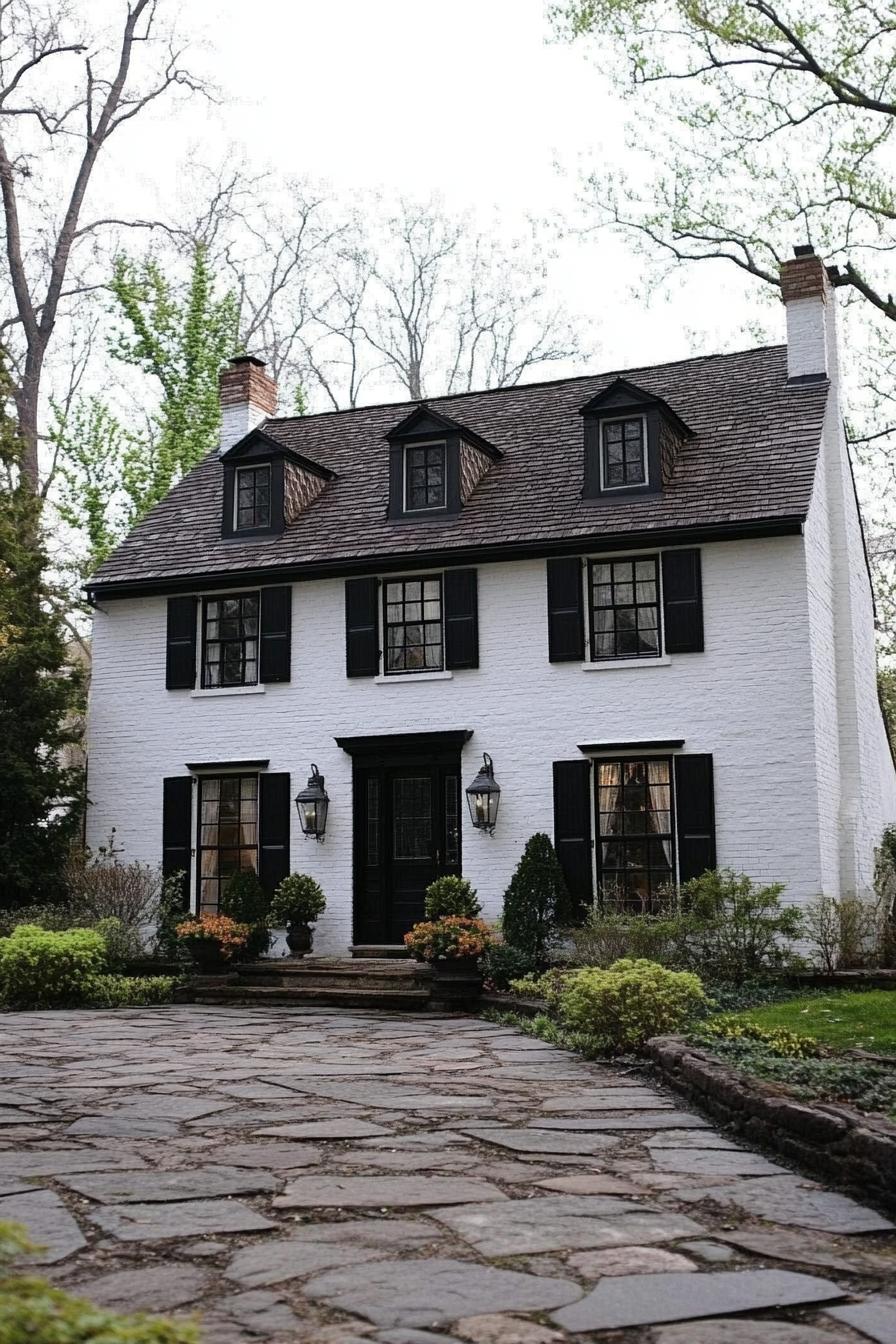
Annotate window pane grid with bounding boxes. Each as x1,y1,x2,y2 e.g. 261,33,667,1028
235,465,271,530
590,556,661,661
596,758,674,911
405,443,446,511
202,593,259,687
197,774,258,914
602,418,646,488
383,576,444,674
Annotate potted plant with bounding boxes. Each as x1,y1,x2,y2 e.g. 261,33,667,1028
269,874,326,957
404,916,492,977
175,914,249,972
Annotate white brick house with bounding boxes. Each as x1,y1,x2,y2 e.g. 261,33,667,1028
85,249,896,955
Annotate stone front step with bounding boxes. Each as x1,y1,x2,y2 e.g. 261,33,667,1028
351,944,410,959
235,958,430,993
182,955,434,1010
189,983,431,1010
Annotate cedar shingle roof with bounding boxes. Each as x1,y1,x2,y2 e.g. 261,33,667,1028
88,344,827,593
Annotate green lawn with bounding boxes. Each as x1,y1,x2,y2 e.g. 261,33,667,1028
733,990,896,1054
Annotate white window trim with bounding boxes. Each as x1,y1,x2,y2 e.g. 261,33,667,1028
233,463,272,531
581,655,671,672
190,684,266,698
402,439,447,514
598,414,649,492
374,670,453,685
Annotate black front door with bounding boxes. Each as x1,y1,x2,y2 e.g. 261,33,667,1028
353,757,462,944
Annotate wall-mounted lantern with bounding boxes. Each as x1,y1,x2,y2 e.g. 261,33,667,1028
465,753,501,834
295,764,329,841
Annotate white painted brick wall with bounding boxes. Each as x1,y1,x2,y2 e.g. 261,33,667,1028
87,538,831,954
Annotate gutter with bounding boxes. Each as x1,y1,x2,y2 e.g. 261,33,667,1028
85,515,806,602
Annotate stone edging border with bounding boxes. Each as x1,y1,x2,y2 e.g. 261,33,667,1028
647,1034,896,1213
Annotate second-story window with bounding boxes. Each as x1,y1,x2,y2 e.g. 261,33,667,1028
235,465,271,531
202,593,259,686
602,417,647,489
590,556,661,660
404,442,446,512
384,576,443,673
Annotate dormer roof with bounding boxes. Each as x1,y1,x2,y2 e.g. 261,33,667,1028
221,426,336,481
384,403,502,459
579,377,695,440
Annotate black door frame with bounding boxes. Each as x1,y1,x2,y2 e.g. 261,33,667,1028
336,731,473,945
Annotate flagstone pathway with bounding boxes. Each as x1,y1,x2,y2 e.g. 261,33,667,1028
1,1004,895,1342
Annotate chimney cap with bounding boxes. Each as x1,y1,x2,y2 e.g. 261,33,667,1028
227,353,267,369
793,244,816,258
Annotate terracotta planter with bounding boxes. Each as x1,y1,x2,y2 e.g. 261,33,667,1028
286,922,313,957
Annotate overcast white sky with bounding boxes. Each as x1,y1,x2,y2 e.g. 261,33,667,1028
102,0,776,389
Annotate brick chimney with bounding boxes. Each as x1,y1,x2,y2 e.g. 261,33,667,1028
780,245,833,383
218,354,278,454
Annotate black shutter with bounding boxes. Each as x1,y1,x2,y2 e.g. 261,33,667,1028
259,772,291,896
662,549,704,653
260,586,292,683
674,754,716,882
345,577,380,677
444,568,478,670
552,759,593,920
546,557,584,662
162,776,193,909
165,596,198,689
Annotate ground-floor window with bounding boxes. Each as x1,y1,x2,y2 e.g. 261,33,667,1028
198,774,258,913
596,757,674,909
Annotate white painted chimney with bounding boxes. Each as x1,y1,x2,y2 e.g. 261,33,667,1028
780,245,833,383
218,354,278,454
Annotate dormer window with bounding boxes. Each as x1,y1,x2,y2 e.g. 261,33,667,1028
580,378,693,502
235,465,272,531
219,427,335,539
385,404,501,522
602,417,647,490
405,441,446,512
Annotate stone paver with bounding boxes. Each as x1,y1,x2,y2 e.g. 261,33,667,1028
0,1004,891,1342
552,1268,845,1332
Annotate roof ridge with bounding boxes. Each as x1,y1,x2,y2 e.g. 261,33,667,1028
268,343,787,426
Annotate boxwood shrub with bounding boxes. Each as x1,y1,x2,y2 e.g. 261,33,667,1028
0,926,106,1009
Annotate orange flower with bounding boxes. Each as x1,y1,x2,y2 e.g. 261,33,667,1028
175,914,249,960
404,916,492,962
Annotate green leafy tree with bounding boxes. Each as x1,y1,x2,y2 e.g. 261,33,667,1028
0,369,84,905
110,243,240,518
55,243,240,575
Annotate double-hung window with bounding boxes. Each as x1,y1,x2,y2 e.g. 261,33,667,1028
197,774,258,913
404,442,446,512
596,757,674,909
202,593,259,687
384,575,443,673
601,416,647,489
590,556,661,660
234,465,271,531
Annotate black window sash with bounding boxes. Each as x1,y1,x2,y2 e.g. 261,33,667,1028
196,772,259,914
235,465,272,530
589,554,661,661
382,574,444,674
601,415,647,489
594,756,676,909
404,441,446,512
201,592,260,688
